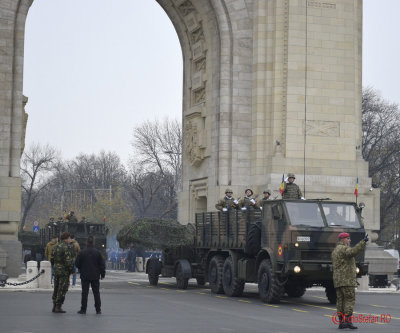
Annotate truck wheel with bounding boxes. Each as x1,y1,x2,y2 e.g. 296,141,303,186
222,256,245,297
176,263,189,289
245,221,261,256
196,276,206,286
325,283,336,304
258,259,283,303
208,255,224,294
285,284,306,298
147,258,160,286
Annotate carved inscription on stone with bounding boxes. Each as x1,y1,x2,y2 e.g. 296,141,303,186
307,1,336,9
306,120,340,137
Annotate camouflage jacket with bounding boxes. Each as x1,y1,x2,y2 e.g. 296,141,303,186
331,240,366,288
282,182,302,199
51,241,74,276
238,196,260,209
215,196,238,211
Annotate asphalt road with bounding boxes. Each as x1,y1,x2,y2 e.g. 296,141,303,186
1,271,399,333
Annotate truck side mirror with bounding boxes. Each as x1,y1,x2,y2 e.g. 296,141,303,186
272,205,281,220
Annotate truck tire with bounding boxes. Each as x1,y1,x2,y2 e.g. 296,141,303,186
208,255,224,294
245,221,261,256
222,256,245,297
147,258,160,286
258,259,283,303
325,283,336,304
176,262,189,289
285,283,306,298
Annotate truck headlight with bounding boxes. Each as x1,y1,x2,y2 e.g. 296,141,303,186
294,242,299,247
356,267,360,274
294,266,301,273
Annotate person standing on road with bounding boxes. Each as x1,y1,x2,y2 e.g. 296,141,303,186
70,234,81,287
331,232,368,329
45,236,58,284
126,246,136,272
75,236,105,315
51,232,74,313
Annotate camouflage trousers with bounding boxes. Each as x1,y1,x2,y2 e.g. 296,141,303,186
52,273,70,305
336,286,355,315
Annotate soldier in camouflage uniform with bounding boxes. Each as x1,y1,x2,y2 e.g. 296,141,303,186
238,189,260,210
51,232,74,313
331,232,368,329
282,173,303,199
215,188,239,211
257,189,271,210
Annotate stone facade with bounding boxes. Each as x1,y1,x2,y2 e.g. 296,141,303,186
0,0,380,274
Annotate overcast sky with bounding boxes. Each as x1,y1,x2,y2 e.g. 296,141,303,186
23,0,400,165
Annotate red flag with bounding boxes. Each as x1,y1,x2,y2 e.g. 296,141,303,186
279,174,285,194
354,177,359,197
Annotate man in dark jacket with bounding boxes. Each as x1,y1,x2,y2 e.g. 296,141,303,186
75,236,105,314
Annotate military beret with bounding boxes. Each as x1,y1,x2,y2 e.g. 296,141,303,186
338,232,350,239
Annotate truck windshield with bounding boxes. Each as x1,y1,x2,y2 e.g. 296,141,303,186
286,202,325,227
322,203,361,228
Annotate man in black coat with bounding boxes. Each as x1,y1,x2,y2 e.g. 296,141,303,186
75,236,105,314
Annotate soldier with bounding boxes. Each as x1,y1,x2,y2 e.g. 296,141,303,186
238,189,260,210
257,189,271,210
282,173,303,199
215,188,239,211
45,235,58,284
331,232,368,329
66,211,78,223
51,232,74,313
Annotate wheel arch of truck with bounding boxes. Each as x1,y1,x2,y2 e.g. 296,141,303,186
256,248,275,272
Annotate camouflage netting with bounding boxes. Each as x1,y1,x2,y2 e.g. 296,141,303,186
117,218,195,250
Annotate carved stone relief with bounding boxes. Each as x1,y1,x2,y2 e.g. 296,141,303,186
172,0,208,166
306,120,340,137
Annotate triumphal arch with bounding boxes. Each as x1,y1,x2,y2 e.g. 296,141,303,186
0,0,379,276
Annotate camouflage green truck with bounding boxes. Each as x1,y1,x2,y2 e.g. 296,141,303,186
146,199,368,304
40,221,107,258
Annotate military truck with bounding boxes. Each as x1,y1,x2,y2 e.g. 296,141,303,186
146,199,368,304
40,221,107,258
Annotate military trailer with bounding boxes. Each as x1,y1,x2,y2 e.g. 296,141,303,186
147,200,368,304
40,221,107,258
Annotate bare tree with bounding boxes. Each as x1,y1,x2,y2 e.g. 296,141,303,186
129,118,182,219
132,118,182,186
362,87,400,248
20,143,59,231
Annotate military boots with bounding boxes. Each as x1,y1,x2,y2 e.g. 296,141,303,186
54,304,66,313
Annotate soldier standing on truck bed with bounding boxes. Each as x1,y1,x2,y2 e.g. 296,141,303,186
331,232,368,329
238,189,260,210
66,211,78,223
257,189,271,210
215,188,239,211
281,173,303,199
